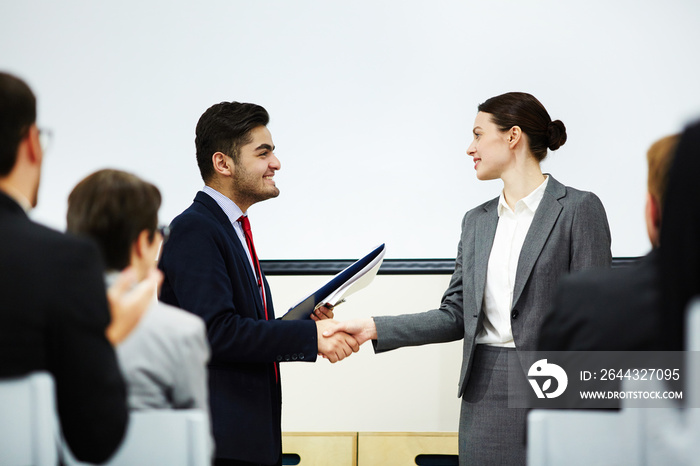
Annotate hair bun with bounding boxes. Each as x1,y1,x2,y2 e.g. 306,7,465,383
547,120,567,151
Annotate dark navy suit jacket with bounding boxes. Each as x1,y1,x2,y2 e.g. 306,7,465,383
0,191,128,463
159,191,317,464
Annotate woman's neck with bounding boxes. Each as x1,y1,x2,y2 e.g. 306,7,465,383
500,159,545,209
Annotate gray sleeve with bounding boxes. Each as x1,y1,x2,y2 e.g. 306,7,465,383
168,315,214,457
373,216,468,353
171,318,210,412
570,191,612,271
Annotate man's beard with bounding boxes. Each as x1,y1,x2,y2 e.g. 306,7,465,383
231,165,279,208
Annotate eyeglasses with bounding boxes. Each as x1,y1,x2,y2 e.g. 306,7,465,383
37,128,53,154
158,225,171,245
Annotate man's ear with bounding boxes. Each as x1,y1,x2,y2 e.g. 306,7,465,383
133,230,152,259
26,125,42,165
645,191,662,248
212,152,234,177
507,126,522,148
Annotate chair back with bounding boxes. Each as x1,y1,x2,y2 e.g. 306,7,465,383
528,296,700,465
527,409,642,466
0,372,58,466
64,409,210,466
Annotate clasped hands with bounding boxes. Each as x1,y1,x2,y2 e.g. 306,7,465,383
312,305,378,364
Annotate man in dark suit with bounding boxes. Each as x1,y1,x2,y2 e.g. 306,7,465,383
537,134,678,351
0,72,158,462
159,101,359,466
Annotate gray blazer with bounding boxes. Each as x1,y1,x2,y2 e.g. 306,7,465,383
116,299,210,412
373,176,612,396
115,298,214,456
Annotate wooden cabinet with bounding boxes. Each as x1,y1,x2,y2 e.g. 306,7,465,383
282,432,357,466
282,432,458,466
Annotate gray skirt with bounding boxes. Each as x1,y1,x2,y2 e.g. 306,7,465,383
459,345,528,466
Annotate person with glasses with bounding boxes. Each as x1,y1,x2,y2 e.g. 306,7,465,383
66,169,212,449
0,72,159,463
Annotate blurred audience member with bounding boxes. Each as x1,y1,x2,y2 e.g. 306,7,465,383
539,134,678,351
0,72,156,463
67,169,211,419
660,120,700,350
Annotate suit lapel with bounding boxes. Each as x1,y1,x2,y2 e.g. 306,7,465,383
511,176,566,307
194,192,266,318
474,199,499,311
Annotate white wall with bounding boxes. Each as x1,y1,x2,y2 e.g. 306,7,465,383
3,1,696,434
2,1,700,260
269,273,462,432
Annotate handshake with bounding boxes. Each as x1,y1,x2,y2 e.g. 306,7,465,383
311,306,377,363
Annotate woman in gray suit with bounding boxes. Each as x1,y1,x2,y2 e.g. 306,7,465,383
327,92,612,465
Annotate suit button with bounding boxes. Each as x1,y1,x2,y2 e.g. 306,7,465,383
511,309,519,319
276,355,283,362
292,354,298,361
284,354,291,361
299,354,305,360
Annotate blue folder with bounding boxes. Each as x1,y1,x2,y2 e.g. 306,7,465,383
281,243,386,320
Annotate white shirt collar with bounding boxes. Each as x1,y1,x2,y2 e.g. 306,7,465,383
497,175,549,217
201,186,261,288
202,185,246,226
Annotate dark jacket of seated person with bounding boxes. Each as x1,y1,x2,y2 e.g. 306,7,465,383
0,190,128,463
539,134,679,352
539,250,661,351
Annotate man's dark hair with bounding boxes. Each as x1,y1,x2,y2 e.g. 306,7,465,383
0,72,36,176
195,101,269,182
67,169,161,270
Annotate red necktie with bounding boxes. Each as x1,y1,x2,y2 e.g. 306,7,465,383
238,215,278,382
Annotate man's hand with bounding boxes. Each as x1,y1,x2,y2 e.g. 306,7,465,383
315,319,360,363
310,305,334,321
106,267,163,345
322,318,377,347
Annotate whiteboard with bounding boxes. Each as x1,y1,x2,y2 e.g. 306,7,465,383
270,273,462,432
2,0,699,259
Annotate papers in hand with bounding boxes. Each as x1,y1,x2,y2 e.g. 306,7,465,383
281,244,386,320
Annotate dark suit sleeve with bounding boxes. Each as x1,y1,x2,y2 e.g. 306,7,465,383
570,192,612,271
47,239,128,463
159,213,318,364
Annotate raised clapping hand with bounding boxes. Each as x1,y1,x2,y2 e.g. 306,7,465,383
106,267,163,345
